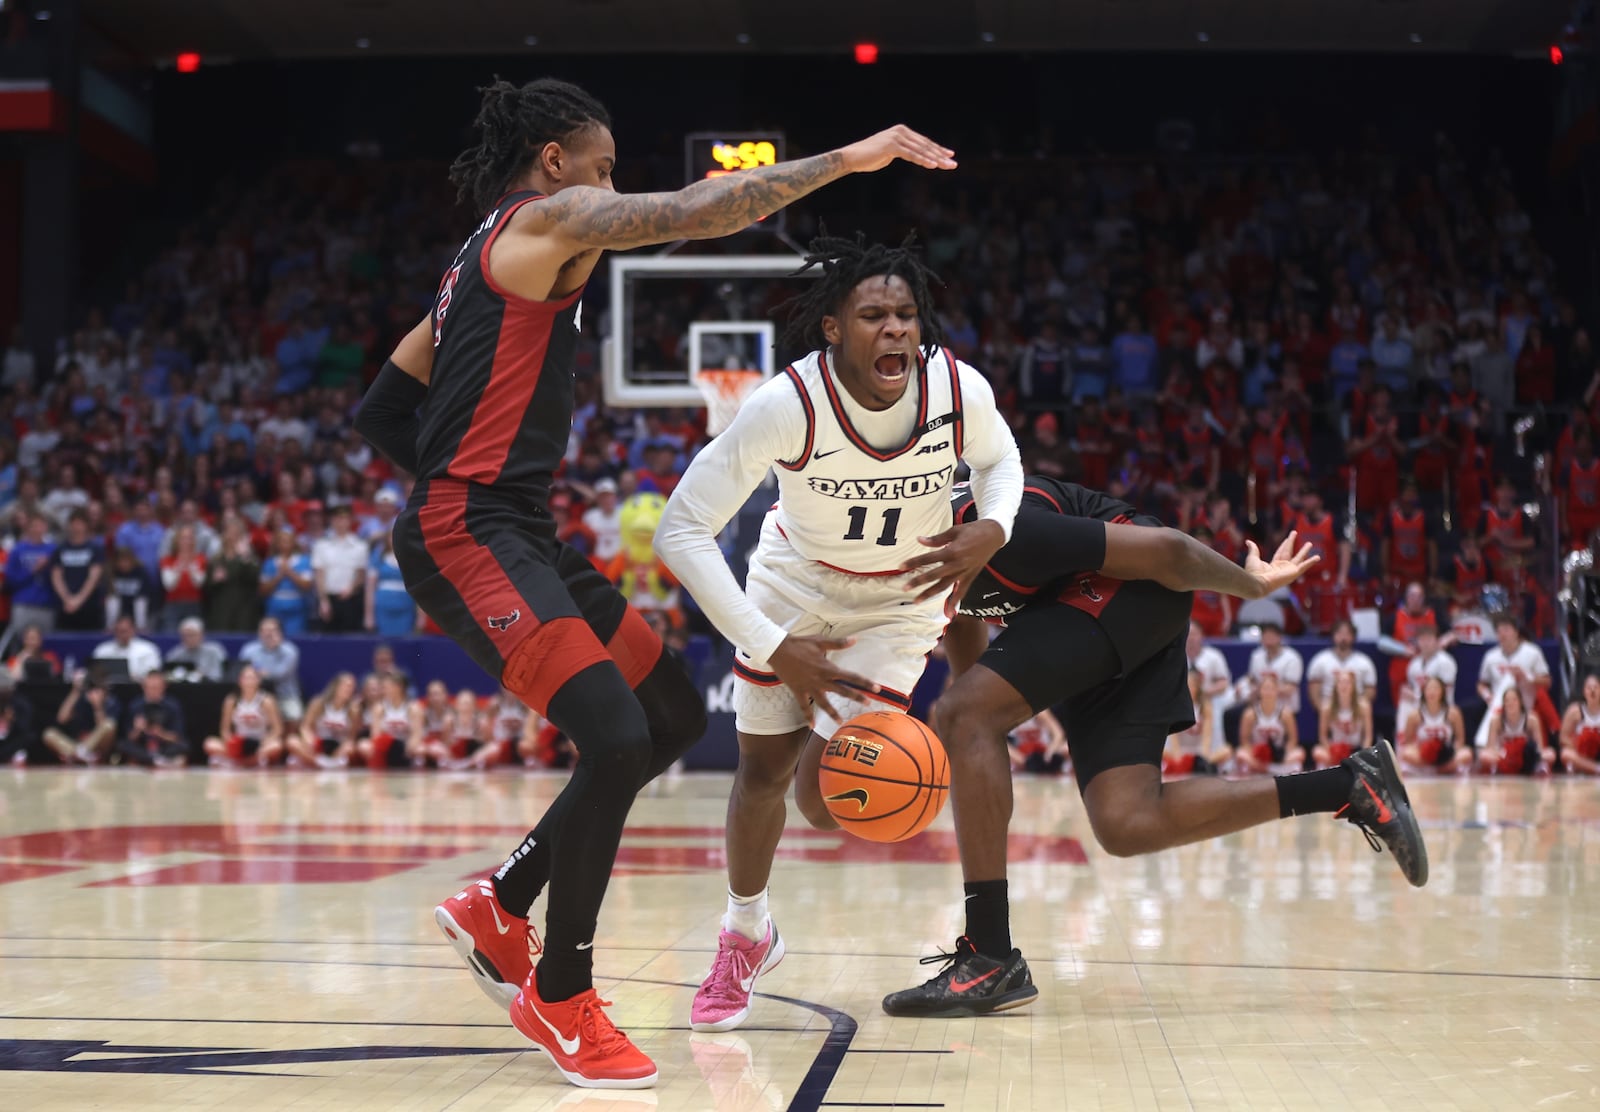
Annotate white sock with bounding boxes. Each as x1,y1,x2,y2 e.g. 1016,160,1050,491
723,887,769,942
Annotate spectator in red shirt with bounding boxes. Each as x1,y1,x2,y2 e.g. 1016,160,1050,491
1515,323,1556,405
159,523,208,631
1382,479,1434,590
1068,397,1113,490
1449,532,1489,613
1482,476,1536,582
1347,385,1403,513
550,492,598,560
633,439,683,498
1411,389,1454,492
1560,431,1600,549
1186,525,1234,637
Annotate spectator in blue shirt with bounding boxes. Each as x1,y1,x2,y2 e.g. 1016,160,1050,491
5,513,57,634
1327,327,1370,396
1070,325,1112,402
238,616,303,725
1369,315,1415,391
258,526,314,637
365,531,417,637
274,319,320,396
114,498,167,578
1111,314,1159,396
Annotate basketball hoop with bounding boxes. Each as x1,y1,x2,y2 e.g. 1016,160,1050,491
693,368,763,436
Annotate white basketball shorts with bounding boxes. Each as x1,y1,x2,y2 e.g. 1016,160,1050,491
733,518,947,737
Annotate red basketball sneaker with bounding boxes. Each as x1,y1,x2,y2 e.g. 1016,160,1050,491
434,879,542,1008
510,980,658,1089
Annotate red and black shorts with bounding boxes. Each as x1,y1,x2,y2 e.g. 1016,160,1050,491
393,480,662,715
978,580,1194,792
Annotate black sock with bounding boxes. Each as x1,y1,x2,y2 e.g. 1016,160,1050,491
535,914,597,1002
490,830,550,918
1275,766,1355,818
963,880,1011,959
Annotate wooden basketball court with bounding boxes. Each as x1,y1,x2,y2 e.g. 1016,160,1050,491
2,767,1596,1110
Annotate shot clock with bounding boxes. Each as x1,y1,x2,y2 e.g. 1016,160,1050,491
683,131,788,229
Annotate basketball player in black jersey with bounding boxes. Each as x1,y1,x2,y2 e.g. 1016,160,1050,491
354,77,955,1088
849,477,1430,1017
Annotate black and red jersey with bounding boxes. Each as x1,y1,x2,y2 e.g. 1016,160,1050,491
416,191,583,503
950,476,1190,665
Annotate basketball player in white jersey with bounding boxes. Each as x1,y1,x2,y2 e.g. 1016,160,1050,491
202,664,285,767
654,234,1023,1033
1558,673,1600,774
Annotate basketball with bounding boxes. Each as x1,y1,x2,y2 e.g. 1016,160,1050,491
818,711,949,843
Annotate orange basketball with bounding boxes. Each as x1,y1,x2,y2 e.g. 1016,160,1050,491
818,711,950,843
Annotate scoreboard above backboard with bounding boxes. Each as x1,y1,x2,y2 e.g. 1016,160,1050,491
684,131,788,229
684,131,786,183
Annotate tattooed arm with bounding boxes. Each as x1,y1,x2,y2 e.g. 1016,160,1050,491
532,125,956,252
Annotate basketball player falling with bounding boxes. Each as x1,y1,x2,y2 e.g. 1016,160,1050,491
653,233,1025,1033
862,476,1428,1018
355,77,956,1089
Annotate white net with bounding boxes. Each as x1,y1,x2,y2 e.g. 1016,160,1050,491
693,368,764,436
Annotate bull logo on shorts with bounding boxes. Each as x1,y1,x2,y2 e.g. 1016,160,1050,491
486,609,521,632
1078,578,1104,603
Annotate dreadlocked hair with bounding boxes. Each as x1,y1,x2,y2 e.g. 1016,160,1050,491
448,77,612,212
777,230,945,356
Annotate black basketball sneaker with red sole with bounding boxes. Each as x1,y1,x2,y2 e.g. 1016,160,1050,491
1339,738,1429,887
882,936,1038,1018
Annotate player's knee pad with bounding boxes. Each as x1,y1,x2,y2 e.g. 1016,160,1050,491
501,616,613,718
606,606,664,689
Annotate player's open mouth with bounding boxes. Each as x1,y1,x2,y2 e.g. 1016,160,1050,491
873,352,909,384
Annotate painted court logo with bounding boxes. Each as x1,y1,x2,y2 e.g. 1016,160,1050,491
486,609,521,632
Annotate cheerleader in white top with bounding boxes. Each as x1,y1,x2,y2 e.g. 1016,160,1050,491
290,671,360,769
203,665,285,767
1312,670,1372,768
1235,673,1304,773
1399,675,1470,772
451,689,503,769
357,673,413,770
1477,686,1553,775
1558,673,1600,775
408,680,458,767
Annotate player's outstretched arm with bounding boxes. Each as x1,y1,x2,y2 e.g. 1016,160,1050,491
537,126,956,252
1098,525,1318,600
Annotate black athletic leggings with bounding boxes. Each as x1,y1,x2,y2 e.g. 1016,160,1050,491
494,649,706,942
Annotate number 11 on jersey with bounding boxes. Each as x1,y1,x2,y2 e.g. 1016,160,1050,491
843,506,901,546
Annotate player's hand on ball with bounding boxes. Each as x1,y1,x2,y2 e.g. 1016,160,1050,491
1244,531,1320,597
900,518,1007,605
770,634,880,714
840,125,957,173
